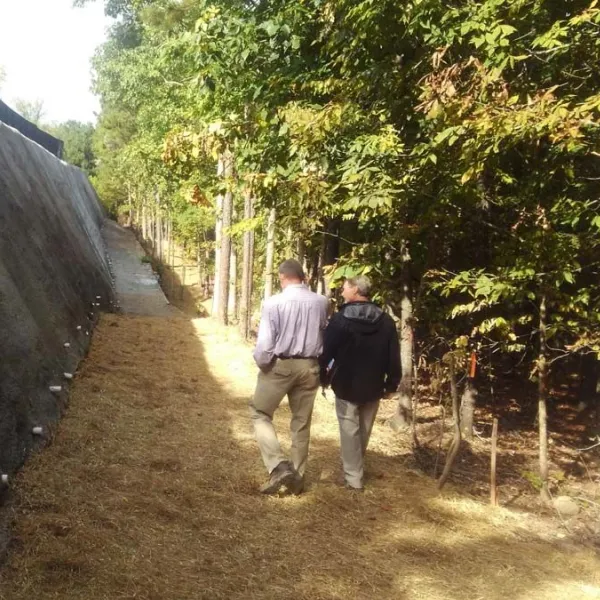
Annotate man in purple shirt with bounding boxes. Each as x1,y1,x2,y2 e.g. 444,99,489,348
250,259,328,495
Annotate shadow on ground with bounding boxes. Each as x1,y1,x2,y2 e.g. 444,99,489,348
0,314,598,600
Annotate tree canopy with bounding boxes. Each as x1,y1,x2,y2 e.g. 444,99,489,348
83,0,600,495
48,120,97,175
14,98,45,126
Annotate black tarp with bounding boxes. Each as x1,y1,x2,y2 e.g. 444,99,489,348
0,99,64,158
0,121,113,556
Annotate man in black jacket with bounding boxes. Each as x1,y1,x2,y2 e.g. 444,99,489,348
319,276,401,490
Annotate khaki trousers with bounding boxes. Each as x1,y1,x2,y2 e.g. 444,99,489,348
335,397,380,488
250,358,320,476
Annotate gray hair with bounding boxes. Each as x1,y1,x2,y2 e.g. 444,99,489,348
346,275,372,298
279,259,305,281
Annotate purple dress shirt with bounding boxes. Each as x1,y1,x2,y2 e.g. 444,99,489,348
253,284,329,369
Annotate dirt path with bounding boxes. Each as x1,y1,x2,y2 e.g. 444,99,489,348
0,222,599,599
0,310,599,600
103,220,178,317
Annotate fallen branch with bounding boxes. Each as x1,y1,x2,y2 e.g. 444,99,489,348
577,436,600,452
578,453,597,485
573,496,600,509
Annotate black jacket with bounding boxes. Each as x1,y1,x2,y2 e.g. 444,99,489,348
319,301,401,405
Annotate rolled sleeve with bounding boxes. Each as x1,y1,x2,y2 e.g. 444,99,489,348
253,302,276,370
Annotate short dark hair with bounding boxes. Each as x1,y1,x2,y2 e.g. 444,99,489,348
279,259,305,281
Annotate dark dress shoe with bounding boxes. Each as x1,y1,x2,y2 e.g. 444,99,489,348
344,482,364,492
288,472,304,495
260,461,296,495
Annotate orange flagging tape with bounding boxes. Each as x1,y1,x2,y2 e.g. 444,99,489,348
469,351,477,378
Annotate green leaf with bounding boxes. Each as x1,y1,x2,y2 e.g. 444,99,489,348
253,85,263,101
500,24,517,36
259,20,279,37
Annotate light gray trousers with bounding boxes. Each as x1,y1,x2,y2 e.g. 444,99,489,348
335,397,380,488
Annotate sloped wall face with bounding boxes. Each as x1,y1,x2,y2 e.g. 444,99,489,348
0,123,114,483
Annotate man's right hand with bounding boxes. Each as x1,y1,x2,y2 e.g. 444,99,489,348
319,367,329,388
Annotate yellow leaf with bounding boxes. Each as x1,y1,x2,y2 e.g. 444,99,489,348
461,169,473,184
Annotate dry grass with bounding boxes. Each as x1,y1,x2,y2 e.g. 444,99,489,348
0,313,599,600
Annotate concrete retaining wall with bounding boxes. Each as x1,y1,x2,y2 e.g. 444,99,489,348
0,122,114,520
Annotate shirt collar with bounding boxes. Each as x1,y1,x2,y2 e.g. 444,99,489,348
283,283,306,292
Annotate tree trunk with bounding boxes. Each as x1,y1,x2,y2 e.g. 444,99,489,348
309,250,319,292
218,154,233,325
134,192,140,231
264,207,276,300
196,234,203,290
323,219,340,265
212,159,225,317
538,294,550,501
297,238,306,267
150,206,156,258
437,355,462,490
596,389,600,434
171,219,177,296
204,248,211,297
171,222,176,273
165,217,172,295
391,243,413,432
155,189,163,261
142,202,147,241
228,244,237,319
166,216,171,258
577,352,600,416
248,205,255,319
411,363,420,450
286,226,294,257
460,377,477,440
164,218,170,264
165,220,169,262
127,183,132,227
316,233,326,295
240,192,254,339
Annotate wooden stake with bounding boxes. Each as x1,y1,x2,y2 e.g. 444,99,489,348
491,417,499,506
433,401,445,479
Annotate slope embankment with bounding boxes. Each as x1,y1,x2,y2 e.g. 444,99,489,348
0,122,114,542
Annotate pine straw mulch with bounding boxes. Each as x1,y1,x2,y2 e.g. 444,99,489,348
0,313,599,600
378,398,600,527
